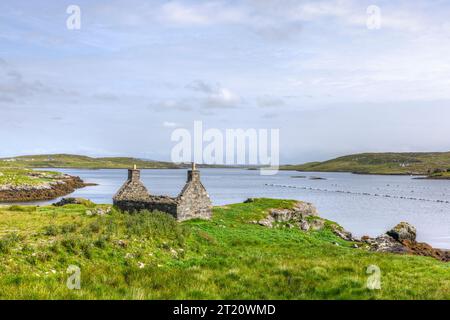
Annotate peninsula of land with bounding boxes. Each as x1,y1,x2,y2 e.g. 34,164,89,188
281,152,450,179
0,168,87,202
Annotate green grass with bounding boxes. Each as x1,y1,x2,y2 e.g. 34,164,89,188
428,171,450,179
0,168,63,187
0,154,180,169
0,198,449,300
281,152,450,176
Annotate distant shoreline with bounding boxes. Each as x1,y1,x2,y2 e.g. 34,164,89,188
280,151,450,179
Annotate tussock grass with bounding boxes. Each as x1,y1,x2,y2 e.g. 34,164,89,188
0,198,448,299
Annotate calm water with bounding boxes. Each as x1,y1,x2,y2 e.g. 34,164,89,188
27,169,450,248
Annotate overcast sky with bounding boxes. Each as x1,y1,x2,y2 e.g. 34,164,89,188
1,0,450,163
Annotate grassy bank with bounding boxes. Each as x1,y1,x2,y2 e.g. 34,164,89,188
0,168,62,186
281,152,450,176
0,198,448,299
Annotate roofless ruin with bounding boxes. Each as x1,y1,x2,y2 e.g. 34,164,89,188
113,163,212,221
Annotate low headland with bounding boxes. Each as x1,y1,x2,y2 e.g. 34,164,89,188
0,154,180,169
0,198,448,299
0,154,248,170
281,151,450,179
0,168,88,202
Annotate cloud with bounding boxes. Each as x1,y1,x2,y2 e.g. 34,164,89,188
2,0,450,161
92,93,120,101
261,112,279,119
0,61,54,102
257,95,285,108
186,80,240,109
205,87,240,108
149,99,192,112
185,80,215,93
162,121,179,128
159,0,304,39
158,0,437,39
160,1,245,26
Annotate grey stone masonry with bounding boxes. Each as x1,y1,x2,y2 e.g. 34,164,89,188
176,165,212,221
113,166,150,202
113,163,212,221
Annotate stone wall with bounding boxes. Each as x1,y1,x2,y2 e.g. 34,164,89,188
177,172,212,221
113,169,150,202
113,166,212,221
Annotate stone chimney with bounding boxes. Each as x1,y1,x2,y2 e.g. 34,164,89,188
128,164,140,181
187,162,200,182
113,164,150,205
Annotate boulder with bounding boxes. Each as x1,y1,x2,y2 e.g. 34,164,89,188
267,201,318,223
256,201,325,232
365,234,409,254
293,201,318,217
386,222,416,242
331,224,354,241
257,215,275,228
309,219,325,231
269,209,296,222
364,222,450,261
300,220,310,231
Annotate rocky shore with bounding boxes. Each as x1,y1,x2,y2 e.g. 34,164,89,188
249,199,449,262
362,222,450,262
0,172,87,202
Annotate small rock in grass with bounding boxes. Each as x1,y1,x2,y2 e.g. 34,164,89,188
300,220,310,231
309,219,325,231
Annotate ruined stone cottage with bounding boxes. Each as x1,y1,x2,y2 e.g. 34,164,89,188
113,164,212,221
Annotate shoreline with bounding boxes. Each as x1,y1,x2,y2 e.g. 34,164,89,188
282,168,447,179
0,174,87,202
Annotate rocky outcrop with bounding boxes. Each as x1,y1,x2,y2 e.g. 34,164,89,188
402,240,450,261
0,174,86,202
386,222,416,242
330,224,355,241
254,204,448,262
252,200,355,241
363,222,449,262
363,234,409,254
254,201,320,228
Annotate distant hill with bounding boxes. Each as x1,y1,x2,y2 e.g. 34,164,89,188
281,152,450,177
0,154,181,169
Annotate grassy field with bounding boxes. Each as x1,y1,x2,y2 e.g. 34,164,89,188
281,152,450,176
0,154,180,169
0,168,62,187
0,198,448,300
